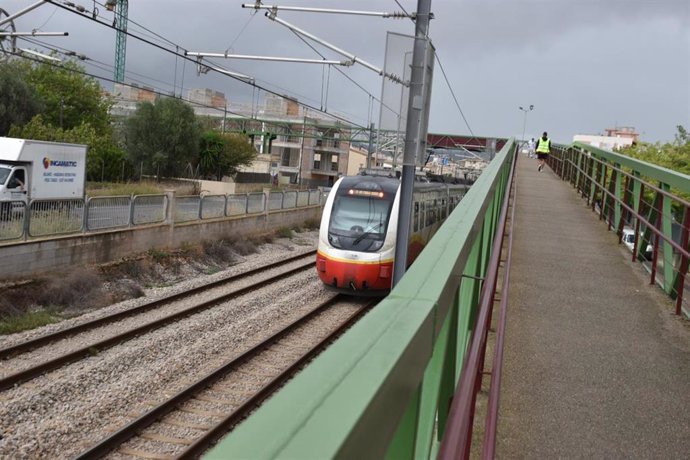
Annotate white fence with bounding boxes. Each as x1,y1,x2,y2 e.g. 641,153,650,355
0,189,323,242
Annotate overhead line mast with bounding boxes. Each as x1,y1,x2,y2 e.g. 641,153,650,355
105,0,128,83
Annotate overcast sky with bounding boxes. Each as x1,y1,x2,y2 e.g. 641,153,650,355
3,0,689,144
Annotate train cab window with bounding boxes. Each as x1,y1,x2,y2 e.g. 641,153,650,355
441,199,446,219
413,202,419,232
327,191,394,252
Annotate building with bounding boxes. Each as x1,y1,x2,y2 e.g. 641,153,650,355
109,88,355,187
573,126,640,151
187,88,227,109
573,134,635,151
112,83,156,103
604,126,640,142
347,146,369,176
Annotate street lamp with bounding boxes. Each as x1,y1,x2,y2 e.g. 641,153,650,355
518,104,534,150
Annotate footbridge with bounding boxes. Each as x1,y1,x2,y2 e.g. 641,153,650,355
207,140,690,459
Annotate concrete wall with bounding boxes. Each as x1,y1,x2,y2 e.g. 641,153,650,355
0,206,322,280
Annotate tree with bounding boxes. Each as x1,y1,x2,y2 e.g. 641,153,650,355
0,61,44,135
622,125,690,175
621,125,690,219
9,115,128,182
23,59,112,133
125,97,200,179
198,131,257,180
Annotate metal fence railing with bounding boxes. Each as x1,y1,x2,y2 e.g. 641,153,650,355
29,199,84,237
268,191,283,211
0,201,26,241
548,143,690,317
132,194,167,225
201,194,226,219
226,194,248,216
175,195,201,223
87,196,130,230
0,188,323,243
205,140,518,460
247,193,266,214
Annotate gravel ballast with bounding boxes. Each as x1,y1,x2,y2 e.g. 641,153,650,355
0,232,365,459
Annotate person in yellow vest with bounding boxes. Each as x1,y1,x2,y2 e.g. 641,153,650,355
535,131,551,172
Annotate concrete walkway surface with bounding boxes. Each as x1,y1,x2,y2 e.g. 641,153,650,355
496,155,690,459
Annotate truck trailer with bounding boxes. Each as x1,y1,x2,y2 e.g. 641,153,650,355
0,137,87,204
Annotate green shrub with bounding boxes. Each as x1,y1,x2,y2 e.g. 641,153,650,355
276,227,293,238
37,268,103,307
0,310,60,335
148,248,170,263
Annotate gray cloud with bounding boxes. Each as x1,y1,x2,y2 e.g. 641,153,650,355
3,0,689,142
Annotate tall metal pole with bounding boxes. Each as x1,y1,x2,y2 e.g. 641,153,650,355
367,122,375,169
392,0,433,287
518,104,533,152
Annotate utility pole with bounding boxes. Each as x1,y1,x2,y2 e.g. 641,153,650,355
392,0,433,287
367,122,375,169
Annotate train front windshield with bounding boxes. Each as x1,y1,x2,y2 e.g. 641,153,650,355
328,192,394,252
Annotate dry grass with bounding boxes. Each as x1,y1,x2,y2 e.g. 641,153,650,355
0,269,109,334
0,229,312,335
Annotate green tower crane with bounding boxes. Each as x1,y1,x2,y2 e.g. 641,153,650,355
105,0,128,82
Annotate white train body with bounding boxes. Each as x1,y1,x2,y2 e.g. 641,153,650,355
316,173,466,295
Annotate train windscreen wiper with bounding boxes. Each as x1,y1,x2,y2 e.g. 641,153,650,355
353,222,383,245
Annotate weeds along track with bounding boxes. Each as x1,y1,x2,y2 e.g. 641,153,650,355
74,295,373,460
0,250,317,390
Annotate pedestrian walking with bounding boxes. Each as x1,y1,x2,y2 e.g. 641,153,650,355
535,132,551,172
528,138,536,158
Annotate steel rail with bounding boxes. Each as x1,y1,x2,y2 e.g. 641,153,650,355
0,250,316,359
438,145,517,459
74,295,375,460
0,259,315,391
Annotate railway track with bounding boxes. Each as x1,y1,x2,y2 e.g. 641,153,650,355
0,250,316,391
73,294,374,459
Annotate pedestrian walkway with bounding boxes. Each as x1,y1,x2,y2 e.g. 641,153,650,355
497,155,690,458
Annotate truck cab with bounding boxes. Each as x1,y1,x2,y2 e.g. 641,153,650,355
0,164,29,202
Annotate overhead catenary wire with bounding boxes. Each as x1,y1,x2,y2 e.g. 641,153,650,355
391,0,479,144
9,46,375,138
287,28,400,119
7,48,275,123
42,0,370,130
19,36,180,91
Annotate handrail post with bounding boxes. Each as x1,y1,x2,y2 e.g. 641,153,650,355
675,206,690,315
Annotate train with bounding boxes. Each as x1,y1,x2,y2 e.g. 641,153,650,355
316,172,467,295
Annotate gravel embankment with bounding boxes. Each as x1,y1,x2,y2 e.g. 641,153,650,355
0,232,354,459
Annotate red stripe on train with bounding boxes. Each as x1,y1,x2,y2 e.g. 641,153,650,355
316,253,394,291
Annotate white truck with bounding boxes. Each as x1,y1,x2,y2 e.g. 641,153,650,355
0,137,87,206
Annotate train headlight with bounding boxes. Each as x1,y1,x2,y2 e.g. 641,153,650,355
328,234,341,248
370,240,384,251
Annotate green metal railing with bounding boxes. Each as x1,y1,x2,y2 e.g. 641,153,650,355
548,142,690,316
205,140,516,459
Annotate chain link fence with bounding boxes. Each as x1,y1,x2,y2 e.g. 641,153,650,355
0,189,323,242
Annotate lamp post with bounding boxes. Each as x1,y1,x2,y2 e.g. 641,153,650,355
518,104,534,151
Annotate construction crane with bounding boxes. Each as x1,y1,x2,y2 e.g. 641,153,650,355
105,0,128,82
